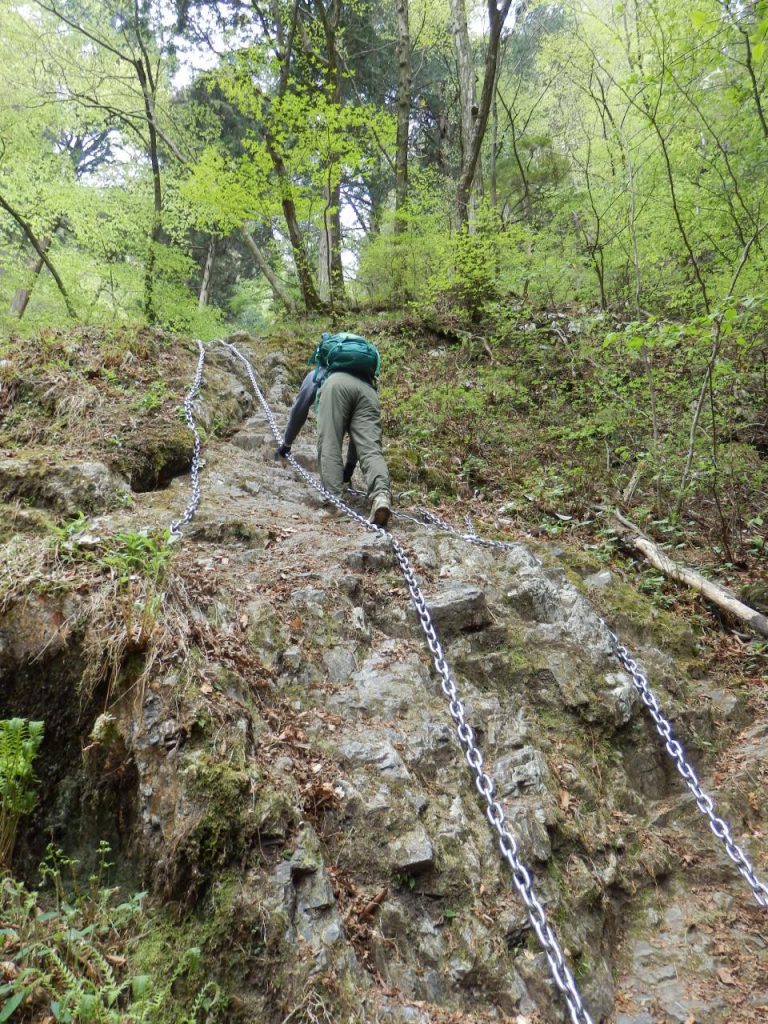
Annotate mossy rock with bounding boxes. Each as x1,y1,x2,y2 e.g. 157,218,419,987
128,877,244,1021
156,759,259,901
0,453,130,513
556,546,605,579
596,580,699,657
189,518,269,548
175,758,298,890
0,502,53,541
111,421,195,492
252,786,298,839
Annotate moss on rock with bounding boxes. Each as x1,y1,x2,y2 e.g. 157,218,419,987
110,421,195,492
0,453,131,513
0,502,53,541
594,579,699,657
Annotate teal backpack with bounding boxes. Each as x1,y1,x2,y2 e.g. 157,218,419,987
310,331,380,384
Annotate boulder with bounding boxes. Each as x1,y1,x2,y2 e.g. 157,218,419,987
0,455,130,513
421,584,491,633
388,826,435,874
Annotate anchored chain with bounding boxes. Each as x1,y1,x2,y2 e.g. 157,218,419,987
409,505,525,554
223,341,594,1024
402,503,768,912
169,340,206,537
609,633,768,910
390,537,594,1024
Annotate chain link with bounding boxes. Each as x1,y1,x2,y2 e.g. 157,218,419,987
389,535,594,1024
410,505,523,552
223,341,594,1024
169,340,206,537
607,632,768,910
408,504,768,912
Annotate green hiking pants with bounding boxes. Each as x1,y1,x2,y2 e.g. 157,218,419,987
316,372,390,499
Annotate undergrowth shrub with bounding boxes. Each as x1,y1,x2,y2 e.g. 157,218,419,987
0,843,224,1023
0,719,44,870
378,296,767,563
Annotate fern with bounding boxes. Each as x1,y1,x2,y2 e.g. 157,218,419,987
0,718,44,868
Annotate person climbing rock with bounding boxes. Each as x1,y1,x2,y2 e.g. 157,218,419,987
275,332,392,528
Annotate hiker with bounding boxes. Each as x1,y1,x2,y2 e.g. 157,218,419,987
275,332,392,528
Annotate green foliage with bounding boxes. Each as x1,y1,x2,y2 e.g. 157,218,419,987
53,512,90,543
394,872,417,891
0,719,44,869
2,0,766,325
0,842,223,1023
379,290,767,563
132,382,168,414
98,531,174,588
226,277,276,332
55,527,173,588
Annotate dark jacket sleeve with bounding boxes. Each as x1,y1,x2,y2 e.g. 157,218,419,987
283,369,321,447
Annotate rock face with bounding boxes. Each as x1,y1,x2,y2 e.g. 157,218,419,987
0,456,131,513
2,336,766,1024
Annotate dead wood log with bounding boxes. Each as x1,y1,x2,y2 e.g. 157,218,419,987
611,509,768,639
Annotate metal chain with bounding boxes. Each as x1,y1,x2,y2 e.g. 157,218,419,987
410,505,523,552
174,339,767,917
390,536,594,1024
223,341,594,1024
169,340,206,537
608,632,768,910
409,505,768,912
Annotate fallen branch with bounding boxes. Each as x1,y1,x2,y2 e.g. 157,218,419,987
610,509,768,638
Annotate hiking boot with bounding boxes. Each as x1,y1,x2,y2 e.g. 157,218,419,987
370,492,392,529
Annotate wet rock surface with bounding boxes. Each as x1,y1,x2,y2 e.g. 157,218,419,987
2,335,766,1024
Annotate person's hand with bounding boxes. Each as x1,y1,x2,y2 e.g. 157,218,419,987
275,443,291,458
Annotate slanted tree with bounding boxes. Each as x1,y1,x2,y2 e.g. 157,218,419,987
453,0,518,227
9,128,113,319
32,0,182,323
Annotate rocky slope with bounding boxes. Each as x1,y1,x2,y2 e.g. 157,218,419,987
1,333,766,1023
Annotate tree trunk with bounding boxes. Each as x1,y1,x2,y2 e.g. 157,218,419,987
450,0,476,176
678,226,763,504
313,0,346,310
490,70,499,209
329,202,345,303
394,0,412,232
241,227,299,314
282,195,324,312
10,236,51,318
135,56,163,325
267,135,326,312
0,193,77,318
455,0,518,228
496,87,532,221
319,189,332,305
198,237,217,309
736,22,768,141
318,181,345,307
